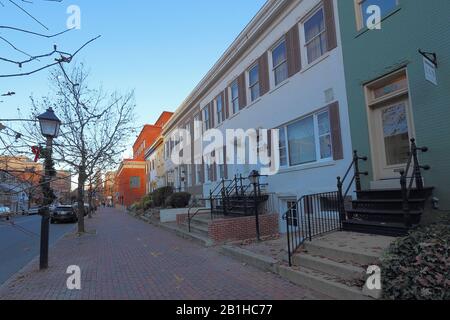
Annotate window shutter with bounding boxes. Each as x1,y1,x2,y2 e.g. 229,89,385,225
258,52,270,96
267,129,273,171
286,24,301,77
209,102,215,129
328,101,344,160
238,72,247,109
224,89,230,120
323,0,337,51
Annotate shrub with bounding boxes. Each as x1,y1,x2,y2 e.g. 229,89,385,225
140,194,153,210
381,220,450,300
152,186,174,207
166,192,191,208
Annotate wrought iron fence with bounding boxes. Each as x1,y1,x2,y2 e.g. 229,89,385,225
283,191,342,266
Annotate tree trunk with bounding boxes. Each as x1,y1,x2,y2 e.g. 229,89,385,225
77,170,86,234
88,183,93,219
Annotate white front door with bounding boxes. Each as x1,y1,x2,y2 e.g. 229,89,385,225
365,70,415,188
371,99,413,181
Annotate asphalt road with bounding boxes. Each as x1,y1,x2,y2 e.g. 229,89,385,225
0,215,75,286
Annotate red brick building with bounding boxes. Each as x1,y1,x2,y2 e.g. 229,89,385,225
115,112,173,207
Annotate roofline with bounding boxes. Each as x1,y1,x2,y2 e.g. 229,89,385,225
162,0,291,134
144,136,164,159
132,124,162,150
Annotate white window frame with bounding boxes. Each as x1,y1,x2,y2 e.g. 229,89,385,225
271,39,288,87
248,63,260,103
216,96,224,125
186,165,192,187
230,80,239,114
279,108,333,168
203,107,210,131
194,113,202,140
195,164,202,185
302,6,327,65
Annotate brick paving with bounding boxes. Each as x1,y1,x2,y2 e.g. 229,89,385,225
0,208,323,300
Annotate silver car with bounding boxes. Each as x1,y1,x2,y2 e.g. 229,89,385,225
0,207,11,220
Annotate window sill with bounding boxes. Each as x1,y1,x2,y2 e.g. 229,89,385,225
300,53,330,74
245,97,262,110
277,160,336,175
355,7,402,38
269,79,290,95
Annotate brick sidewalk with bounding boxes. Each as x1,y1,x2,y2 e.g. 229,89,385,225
0,208,324,300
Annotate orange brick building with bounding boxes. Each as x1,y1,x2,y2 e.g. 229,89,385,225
115,112,173,207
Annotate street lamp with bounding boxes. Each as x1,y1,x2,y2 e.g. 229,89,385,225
37,107,61,270
249,170,261,242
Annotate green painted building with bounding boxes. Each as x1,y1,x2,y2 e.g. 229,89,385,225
338,0,450,210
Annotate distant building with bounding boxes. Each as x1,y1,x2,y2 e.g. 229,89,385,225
52,170,72,204
115,112,173,207
103,171,116,206
0,170,31,213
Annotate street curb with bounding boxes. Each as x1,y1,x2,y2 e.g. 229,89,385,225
219,245,279,273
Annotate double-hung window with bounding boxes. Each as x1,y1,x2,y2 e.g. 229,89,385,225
195,164,202,185
216,96,223,125
248,64,260,102
304,7,327,64
230,80,239,114
272,40,288,86
279,110,332,167
194,114,202,140
203,107,210,131
130,177,140,189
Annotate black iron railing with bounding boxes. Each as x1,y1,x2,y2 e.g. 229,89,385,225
399,139,430,227
187,204,210,233
283,191,341,267
337,150,368,223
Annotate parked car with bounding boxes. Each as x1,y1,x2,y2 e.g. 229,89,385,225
51,205,78,224
71,203,89,217
0,207,11,220
27,206,41,216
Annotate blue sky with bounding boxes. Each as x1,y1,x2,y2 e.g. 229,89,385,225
0,0,266,141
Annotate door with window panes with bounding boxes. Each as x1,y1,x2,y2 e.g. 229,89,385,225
366,71,415,182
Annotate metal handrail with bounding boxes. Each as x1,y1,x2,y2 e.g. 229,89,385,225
187,201,211,233
399,139,430,227
337,151,368,223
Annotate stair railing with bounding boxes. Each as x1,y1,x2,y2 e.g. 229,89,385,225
187,204,211,233
399,139,430,227
283,191,341,267
337,150,368,226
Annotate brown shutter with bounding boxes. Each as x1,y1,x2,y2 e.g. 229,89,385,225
258,52,270,96
328,101,344,160
323,0,337,51
238,72,247,109
286,24,301,77
224,89,230,119
209,102,215,129
267,129,273,171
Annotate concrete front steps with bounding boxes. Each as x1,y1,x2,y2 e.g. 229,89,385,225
287,232,395,300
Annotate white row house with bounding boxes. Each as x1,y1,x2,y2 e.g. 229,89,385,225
161,0,353,232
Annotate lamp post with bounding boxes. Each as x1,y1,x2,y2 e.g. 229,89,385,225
249,170,261,242
37,107,61,270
